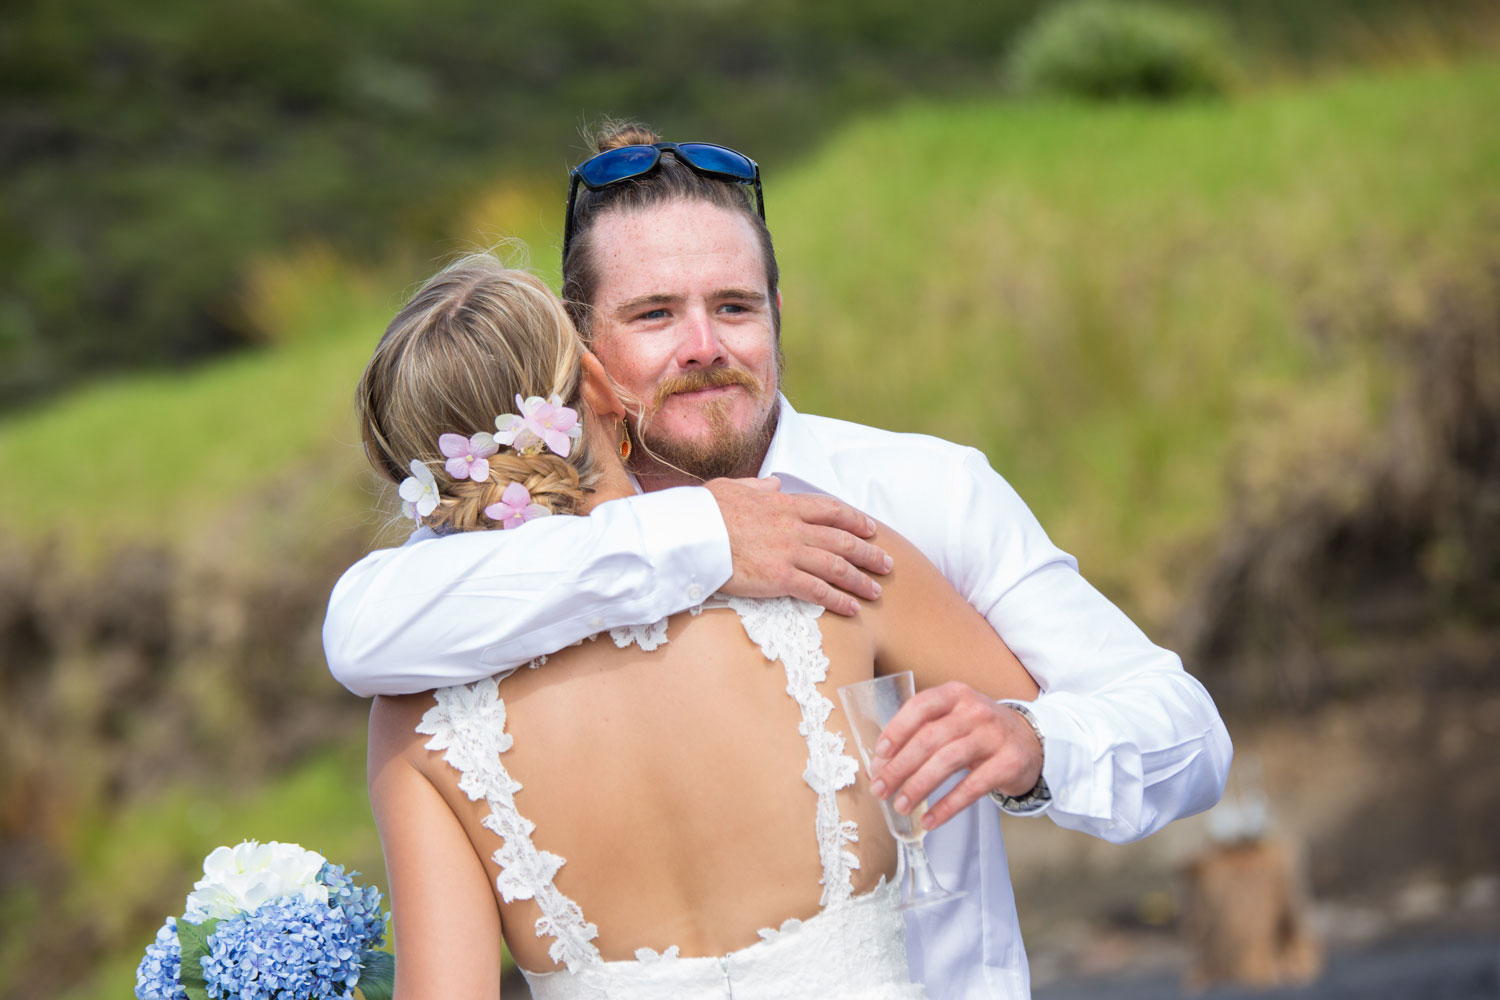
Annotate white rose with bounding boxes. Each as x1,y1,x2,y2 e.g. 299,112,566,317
184,840,329,922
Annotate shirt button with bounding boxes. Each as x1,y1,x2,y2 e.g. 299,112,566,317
687,583,705,602
588,617,604,630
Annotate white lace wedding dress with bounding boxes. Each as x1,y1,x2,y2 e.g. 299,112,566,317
416,595,928,1000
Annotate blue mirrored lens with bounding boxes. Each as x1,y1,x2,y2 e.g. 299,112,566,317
676,143,755,179
578,146,659,187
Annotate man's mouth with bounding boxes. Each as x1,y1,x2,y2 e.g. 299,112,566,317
673,383,739,399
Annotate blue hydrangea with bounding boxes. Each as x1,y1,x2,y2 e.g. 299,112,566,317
135,917,188,1000
319,863,387,951
136,858,387,998
199,895,362,999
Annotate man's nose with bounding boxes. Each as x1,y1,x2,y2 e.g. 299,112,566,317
676,308,728,368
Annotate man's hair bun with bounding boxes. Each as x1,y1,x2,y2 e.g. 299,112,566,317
592,119,660,154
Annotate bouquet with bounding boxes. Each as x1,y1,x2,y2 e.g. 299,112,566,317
135,840,393,1000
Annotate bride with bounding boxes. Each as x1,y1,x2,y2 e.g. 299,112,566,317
361,256,1039,998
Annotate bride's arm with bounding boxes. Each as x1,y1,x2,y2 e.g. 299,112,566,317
368,696,505,999
869,522,1039,703
867,524,1042,831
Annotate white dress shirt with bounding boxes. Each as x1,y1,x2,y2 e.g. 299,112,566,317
324,396,1232,998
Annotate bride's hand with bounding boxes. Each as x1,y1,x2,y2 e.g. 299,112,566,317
706,476,892,616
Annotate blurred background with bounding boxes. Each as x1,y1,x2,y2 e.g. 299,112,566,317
2,0,1498,996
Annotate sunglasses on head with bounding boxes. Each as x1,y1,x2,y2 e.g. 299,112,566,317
563,141,764,263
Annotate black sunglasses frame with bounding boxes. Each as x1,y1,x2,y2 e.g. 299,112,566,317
562,142,764,264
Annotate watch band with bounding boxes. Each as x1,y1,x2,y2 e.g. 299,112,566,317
989,702,1052,816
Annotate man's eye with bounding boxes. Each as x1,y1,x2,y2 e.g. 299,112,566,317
637,308,668,321
719,303,747,314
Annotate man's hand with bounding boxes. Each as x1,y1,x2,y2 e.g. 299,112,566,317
706,476,892,616
868,682,1043,832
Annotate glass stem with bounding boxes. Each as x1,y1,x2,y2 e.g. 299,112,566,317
903,839,943,900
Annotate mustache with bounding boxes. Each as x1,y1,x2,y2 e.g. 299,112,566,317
651,367,762,411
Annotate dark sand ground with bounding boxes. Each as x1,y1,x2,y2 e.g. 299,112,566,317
1035,929,1499,1000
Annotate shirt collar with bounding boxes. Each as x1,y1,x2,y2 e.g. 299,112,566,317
757,395,845,498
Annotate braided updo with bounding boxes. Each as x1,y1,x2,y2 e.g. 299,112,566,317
357,254,607,532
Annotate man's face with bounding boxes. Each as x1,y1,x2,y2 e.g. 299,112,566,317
587,198,781,481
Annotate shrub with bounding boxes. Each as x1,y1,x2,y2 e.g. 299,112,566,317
1007,0,1237,101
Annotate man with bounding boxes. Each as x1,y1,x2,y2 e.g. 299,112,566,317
324,126,1231,997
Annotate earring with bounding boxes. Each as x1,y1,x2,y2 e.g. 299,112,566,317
619,422,632,461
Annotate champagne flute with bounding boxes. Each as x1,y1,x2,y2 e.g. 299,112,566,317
837,671,966,910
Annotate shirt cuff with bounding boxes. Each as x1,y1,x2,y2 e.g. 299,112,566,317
634,486,734,606
1002,692,1130,830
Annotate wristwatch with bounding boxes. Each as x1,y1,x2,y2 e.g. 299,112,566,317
989,702,1052,816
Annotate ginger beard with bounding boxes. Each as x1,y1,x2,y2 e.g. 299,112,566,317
630,366,779,482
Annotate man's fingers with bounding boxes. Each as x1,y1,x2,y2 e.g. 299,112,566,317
806,524,893,578
873,685,962,762
871,715,959,804
788,492,879,539
710,477,888,613
921,768,1000,832
866,691,1045,827
888,734,983,816
785,570,859,616
796,544,882,602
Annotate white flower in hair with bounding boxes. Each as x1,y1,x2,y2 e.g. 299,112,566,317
398,459,441,523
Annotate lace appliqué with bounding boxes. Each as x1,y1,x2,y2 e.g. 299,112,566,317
727,596,862,908
757,915,804,943
417,681,602,971
608,617,670,651
606,597,709,650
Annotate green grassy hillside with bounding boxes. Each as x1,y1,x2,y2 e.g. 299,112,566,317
5,58,1498,612
775,59,1500,620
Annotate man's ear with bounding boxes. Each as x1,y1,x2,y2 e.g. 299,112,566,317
776,288,783,312
580,352,627,423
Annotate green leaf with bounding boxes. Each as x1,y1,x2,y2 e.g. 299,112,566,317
355,949,395,1000
175,917,220,1000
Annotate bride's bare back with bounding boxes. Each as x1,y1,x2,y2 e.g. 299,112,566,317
367,526,1038,989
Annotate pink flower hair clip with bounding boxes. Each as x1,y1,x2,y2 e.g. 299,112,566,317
494,394,582,458
439,432,499,481
485,482,551,530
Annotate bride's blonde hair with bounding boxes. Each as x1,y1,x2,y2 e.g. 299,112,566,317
357,254,607,531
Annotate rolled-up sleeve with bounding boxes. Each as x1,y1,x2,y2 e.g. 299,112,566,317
950,450,1232,842
323,487,733,697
